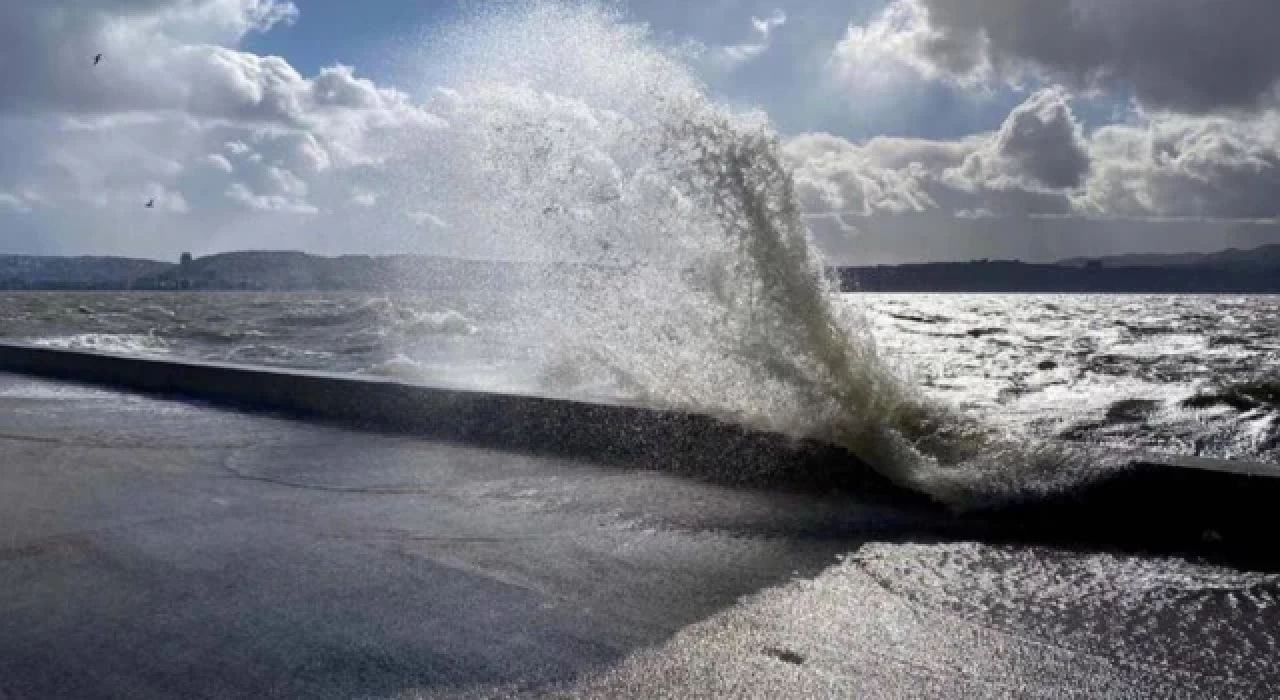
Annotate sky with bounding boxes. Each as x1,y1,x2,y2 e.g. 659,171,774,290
2,0,1280,264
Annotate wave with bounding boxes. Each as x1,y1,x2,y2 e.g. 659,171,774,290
398,309,477,337
28,333,171,357
1184,380,1280,412
269,299,477,337
392,1,1126,508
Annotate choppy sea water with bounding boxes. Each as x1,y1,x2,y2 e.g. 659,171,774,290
867,294,1280,464
3,291,1277,465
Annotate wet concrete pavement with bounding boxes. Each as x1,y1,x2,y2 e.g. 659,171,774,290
0,372,915,698
1,372,1276,699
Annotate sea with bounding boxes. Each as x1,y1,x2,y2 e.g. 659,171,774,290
3,291,1277,468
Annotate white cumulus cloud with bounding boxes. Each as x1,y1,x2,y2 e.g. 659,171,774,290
0,0,449,256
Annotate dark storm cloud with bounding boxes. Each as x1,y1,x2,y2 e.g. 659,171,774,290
912,0,1280,113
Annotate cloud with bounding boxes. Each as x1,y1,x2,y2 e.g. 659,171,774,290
858,136,978,171
0,1,439,131
4,0,1278,263
0,0,451,256
1,1,294,116
225,181,315,213
785,132,946,221
785,88,1086,236
203,154,234,173
0,192,31,213
829,0,990,93
788,86,1280,257
955,87,1090,190
1079,110,1280,219
713,10,788,70
408,211,448,228
836,0,1280,113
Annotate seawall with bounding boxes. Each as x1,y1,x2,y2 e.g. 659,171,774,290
2,341,1279,568
0,341,903,498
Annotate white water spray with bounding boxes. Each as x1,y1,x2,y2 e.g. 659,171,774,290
394,2,1119,506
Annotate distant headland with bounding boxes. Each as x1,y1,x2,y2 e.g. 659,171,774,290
4,246,1280,293
839,244,1280,293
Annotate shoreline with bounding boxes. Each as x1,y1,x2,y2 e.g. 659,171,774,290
3,341,1280,570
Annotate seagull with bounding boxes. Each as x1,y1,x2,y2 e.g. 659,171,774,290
94,54,103,66
145,198,155,209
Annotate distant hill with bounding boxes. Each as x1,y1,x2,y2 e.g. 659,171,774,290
0,251,527,292
134,251,390,291
840,259,1280,293
133,251,524,291
3,246,1280,293
0,256,172,290
1057,244,1280,268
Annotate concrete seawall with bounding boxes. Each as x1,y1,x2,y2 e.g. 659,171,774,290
3,341,1279,568
0,341,903,498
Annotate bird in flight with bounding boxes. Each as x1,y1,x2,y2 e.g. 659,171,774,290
145,198,155,209
94,54,103,66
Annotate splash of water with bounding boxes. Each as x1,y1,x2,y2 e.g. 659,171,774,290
399,2,1118,506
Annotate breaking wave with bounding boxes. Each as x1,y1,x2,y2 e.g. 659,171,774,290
397,1,1122,507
